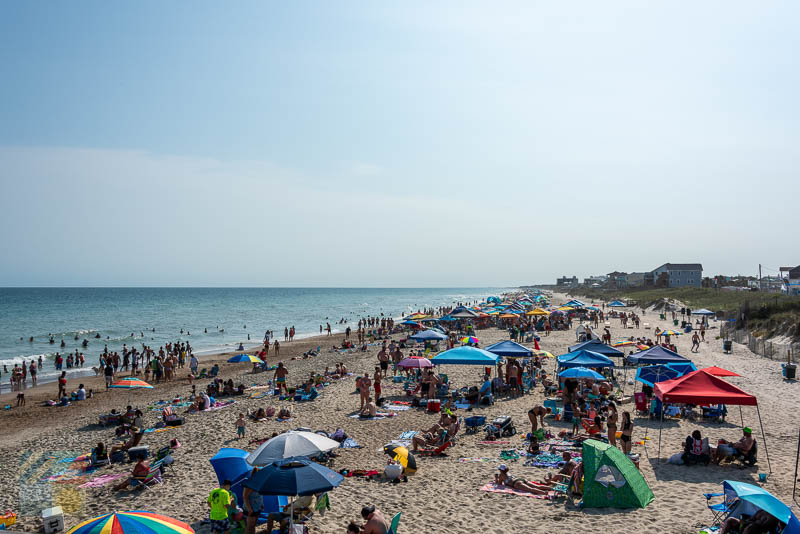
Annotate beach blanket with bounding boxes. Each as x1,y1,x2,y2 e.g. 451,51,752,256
208,400,236,411
478,441,511,445
384,404,410,411
454,403,471,410
78,473,127,488
397,431,418,440
480,483,553,500
458,457,497,463
348,413,396,420
144,426,175,434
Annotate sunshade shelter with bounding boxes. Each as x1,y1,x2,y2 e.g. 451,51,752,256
209,448,288,520
65,511,195,534
557,349,615,369
564,299,586,307
559,367,605,380
485,340,532,358
431,346,499,366
581,439,654,509
608,300,627,307
701,366,741,378
568,339,624,357
409,329,448,342
449,307,481,318
635,365,682,387
626,345,692,365
526,307,550,316
692,308,716,316
654,370,770,471
720,480,800,533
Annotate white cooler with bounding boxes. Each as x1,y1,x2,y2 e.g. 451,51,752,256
42,506,64,534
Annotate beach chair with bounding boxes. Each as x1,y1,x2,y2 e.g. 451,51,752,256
703,491,734,525
633,392,648,415
133,459,163,490
734,440,757,468
388,512,401,534
154,446,174,473
643,323,651,330
701,404,727,423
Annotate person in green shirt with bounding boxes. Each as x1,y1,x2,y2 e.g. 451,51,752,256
207,480,233,534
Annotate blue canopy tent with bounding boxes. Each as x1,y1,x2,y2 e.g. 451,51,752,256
626,345,692,365
568,339,624,357
557,349,615,369
485,340,533,358
209,448,288,521
692,308,715,316
719,480,800,533
609,300,627,307
409,329,448,342
635,365,682,387
564,299,586,307
431,346,499,366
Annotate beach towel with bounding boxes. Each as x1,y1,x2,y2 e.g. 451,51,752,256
339,438,362,449
77,473,127,488
384,404,410,411
454,402,471,410
480,483,553,500
398,431,419,440
208,400,236,411
458,457,497,463
478,441,511,445
348,412,396,420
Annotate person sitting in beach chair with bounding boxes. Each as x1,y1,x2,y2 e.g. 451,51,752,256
91,442,110,467
112,454,152,491
712,427,756,465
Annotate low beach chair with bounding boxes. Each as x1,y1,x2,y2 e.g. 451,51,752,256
703,491,734,525
388,512,401,534
133,459,164,490
154,446,174,473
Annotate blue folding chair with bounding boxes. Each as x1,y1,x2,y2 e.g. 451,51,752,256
703,492,734,525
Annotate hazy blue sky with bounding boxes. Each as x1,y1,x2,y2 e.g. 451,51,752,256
1,2,798,287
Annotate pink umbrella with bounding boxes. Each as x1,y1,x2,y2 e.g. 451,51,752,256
397,357,433,369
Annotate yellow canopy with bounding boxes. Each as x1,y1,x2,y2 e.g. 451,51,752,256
526,308,550,316
558,306,573,311
499,314,518,319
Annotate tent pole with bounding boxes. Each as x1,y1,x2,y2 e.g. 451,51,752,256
793,427,800,506
739,405,744,427
657,405,664,462
755,404,771,474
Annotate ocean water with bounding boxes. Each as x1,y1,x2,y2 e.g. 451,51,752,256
0,287,501,387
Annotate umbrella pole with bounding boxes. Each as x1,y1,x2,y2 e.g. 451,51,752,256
657,407,664,463
755,404,772,474
739,405,744,428
793,427,800,506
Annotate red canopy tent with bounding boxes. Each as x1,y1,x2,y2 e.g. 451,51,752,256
700,366,741,378
653,370,770,471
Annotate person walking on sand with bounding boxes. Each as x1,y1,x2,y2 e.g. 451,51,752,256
377,346,389,377
691,332,700,353
360,372,371,410
700,324,706,341
236,413,246,440
58,371,67,398
274,362,288,395
274,339,280,357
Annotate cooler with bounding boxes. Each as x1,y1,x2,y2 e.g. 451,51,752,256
42,506,63,534
427,399,441,413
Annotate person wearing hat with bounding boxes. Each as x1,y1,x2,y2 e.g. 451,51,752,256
495,464,550,495
712,427,755,464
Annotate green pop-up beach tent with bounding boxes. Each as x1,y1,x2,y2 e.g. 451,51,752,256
581,439,654,509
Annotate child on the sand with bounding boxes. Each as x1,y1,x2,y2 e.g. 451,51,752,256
236,413,246,439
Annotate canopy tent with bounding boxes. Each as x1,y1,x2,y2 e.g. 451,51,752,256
431,346,499,366
692,308,716,316
557,349,615,369
653,370,770,471
568,339,624,357
608,300,627,307
526,307,551,316
635,365,682,387
484,340,532,358
581,439,654,509
626,345,692,365
564,299,586,307
701,366,741,378
449,307,481,318
722,480,800,533
409,329,448,342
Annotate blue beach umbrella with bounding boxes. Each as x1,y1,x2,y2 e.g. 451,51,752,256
243,457,344,497
635,365,681,387
431,346,499,366
559,367,605,380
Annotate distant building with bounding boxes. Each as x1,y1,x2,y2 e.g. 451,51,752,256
556,276,579,288
606,271,628,288
627,272,653,287
583,275,607,286
782,265,800,295
650,263,703,288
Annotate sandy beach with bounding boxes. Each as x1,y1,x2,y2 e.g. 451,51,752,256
0,291,796,534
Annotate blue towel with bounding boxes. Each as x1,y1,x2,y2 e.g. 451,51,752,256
340,438,362,449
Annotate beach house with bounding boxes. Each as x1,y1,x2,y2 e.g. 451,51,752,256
650,263,703,288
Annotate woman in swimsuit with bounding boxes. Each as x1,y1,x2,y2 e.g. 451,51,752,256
620,411,634,454
495,465,550,495
606,402,618,447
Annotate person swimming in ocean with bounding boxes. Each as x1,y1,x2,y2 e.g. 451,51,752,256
82,339,89,347
60,339,66,348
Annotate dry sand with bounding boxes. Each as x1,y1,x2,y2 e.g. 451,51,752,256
1,291,797,534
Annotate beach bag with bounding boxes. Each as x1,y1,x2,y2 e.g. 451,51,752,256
331,428,347,442
668,452,684,465
166,417,184,427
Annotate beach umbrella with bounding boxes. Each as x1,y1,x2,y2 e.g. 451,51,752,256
409,329,448,342
612,340,636,347
660,330,682,336
410,314,428,320
531,350,553,359
397,357,433,369
635,365,681,387
701,366,741,378
401,320,422,327
227,354,261,364
431,346,499,366
559,367,605,380
383,443,417,474
109,378,153,389
243,457,344,496
246,431,339,466
209,448,289,514
460,336,479,344
66,511,194,534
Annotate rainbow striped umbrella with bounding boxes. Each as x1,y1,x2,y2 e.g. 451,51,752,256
66,511,194,534
460,336,479,344
109,378,153,389
660,330,682,336
612,340,636,347
227,353,261,363
532,350,553,359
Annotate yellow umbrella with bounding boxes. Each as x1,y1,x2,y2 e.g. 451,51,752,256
531,350,553,358
526,308,550,316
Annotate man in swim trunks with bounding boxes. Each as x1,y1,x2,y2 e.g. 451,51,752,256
377,347,389,377
273,362,288,395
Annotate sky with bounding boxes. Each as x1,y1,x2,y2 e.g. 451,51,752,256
1,1,798,287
